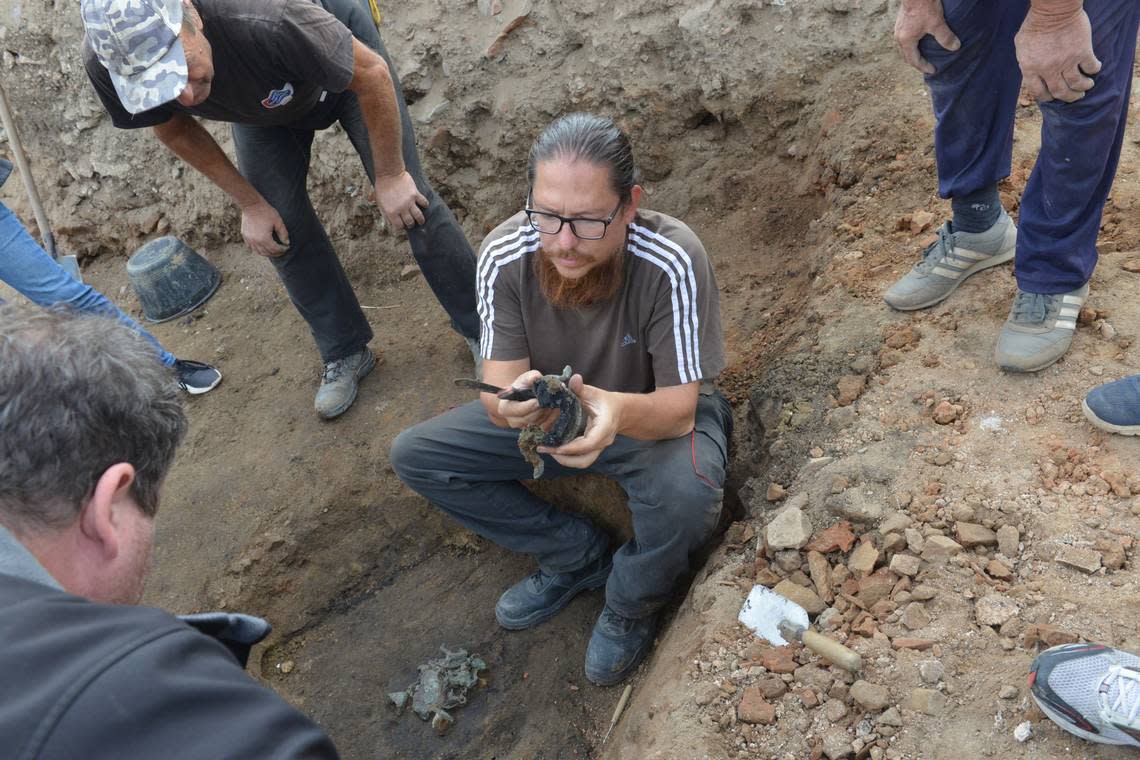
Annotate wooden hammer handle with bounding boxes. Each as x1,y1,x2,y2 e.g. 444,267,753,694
801,629,862,672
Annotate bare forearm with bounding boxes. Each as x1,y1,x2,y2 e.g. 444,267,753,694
347,40,405,180
611,384,699,441
152,114,263,209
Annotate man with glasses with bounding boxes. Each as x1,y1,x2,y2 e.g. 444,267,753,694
392,113,730,686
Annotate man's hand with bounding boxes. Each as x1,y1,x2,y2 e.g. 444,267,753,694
497,369,557,429
894,0,961,74
1015,6,1100,103
374,171,428,231
538,375,620,470
241,199,290,257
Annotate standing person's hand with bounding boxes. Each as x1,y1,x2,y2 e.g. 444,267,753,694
539,375,620,470
895,0,961,74
1016,6,1100,102
240,199,290,257
374,170,428,231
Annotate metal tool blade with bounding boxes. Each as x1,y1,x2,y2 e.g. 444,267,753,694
738,585,810,646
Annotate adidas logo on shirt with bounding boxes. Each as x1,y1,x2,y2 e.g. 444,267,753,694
621,333,637,347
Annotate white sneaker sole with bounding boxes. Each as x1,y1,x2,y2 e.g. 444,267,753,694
1082,398,1140,436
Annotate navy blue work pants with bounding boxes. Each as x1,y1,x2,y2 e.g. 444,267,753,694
922,0,1140,293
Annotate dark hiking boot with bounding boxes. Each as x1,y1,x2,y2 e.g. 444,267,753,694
584,605,657,687
494,553,612,630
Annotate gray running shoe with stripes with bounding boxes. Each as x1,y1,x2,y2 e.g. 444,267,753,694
994,284,1088,373
884,211,1017,311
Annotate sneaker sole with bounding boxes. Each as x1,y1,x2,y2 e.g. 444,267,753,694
996,338,1073,374
182,372,222,395
1081,398,1140,436
886,247,1015,312
317,350,378,420
1030,693,1132,746
495,563,612,631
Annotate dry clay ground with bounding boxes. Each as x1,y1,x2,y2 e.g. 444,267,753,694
2,0,1139,758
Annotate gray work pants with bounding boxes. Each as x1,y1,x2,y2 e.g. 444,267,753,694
231,16,478,363
390,392,732,619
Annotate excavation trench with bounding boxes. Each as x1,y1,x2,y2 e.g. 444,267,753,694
1,1,899,757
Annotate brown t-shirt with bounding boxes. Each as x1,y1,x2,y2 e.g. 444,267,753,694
476,209,725,394
83,0,356,128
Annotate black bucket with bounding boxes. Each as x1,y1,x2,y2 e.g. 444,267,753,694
126,236,221,323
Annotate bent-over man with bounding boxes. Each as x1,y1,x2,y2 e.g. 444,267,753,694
392,113,731,686
81,0,480,418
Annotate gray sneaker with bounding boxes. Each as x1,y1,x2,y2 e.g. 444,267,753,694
314,346,376,419
464,336,484,381
994,284,1088,373
884,212,1017,311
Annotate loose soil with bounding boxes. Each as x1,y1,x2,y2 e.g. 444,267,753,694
2,0,1139,758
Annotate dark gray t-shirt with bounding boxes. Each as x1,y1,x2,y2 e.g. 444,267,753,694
476,209,725,394
83,0,356,128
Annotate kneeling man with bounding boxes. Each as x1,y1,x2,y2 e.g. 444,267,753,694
392,113,731,686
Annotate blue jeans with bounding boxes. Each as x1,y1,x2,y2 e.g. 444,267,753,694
0,201,176,366
391,392,732,619
923,0,1140,293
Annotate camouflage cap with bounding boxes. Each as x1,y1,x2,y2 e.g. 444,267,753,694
81,0,188,115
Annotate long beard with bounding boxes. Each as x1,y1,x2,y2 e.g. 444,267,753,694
535,245,625,309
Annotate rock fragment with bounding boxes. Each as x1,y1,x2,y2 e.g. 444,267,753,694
821,727,853,759
1022,624,1080,649
955,522,997,548
921,535,963,560
767,482,788,502
761,646,798,674
1013,721,1033,742
975,594,1019,627
996,525,1019,557
893,637,937,651
737,687,776,724
850,680,891,711
904,688,948,716
694,682,720,706
836,374,866,406
917,660,944,684
767,507,812,549
824,699,849,722
878,706,904,727
1055,546,1102,574
773,579,827,615
807,550,833,602
985,559,1013,580
806,522,857,553
879,512,913,535
901,602,930,630
889,553,921,577
848,541,880,576
931,401,959,424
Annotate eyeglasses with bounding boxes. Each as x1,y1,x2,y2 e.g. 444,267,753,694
524,198,624,240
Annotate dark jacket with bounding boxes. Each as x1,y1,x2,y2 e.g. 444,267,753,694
0,527,338,759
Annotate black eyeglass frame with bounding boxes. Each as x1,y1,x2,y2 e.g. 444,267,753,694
523,196,625,240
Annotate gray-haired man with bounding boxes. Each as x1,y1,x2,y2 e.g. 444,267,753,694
80,0,481,418
0,304,338,757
